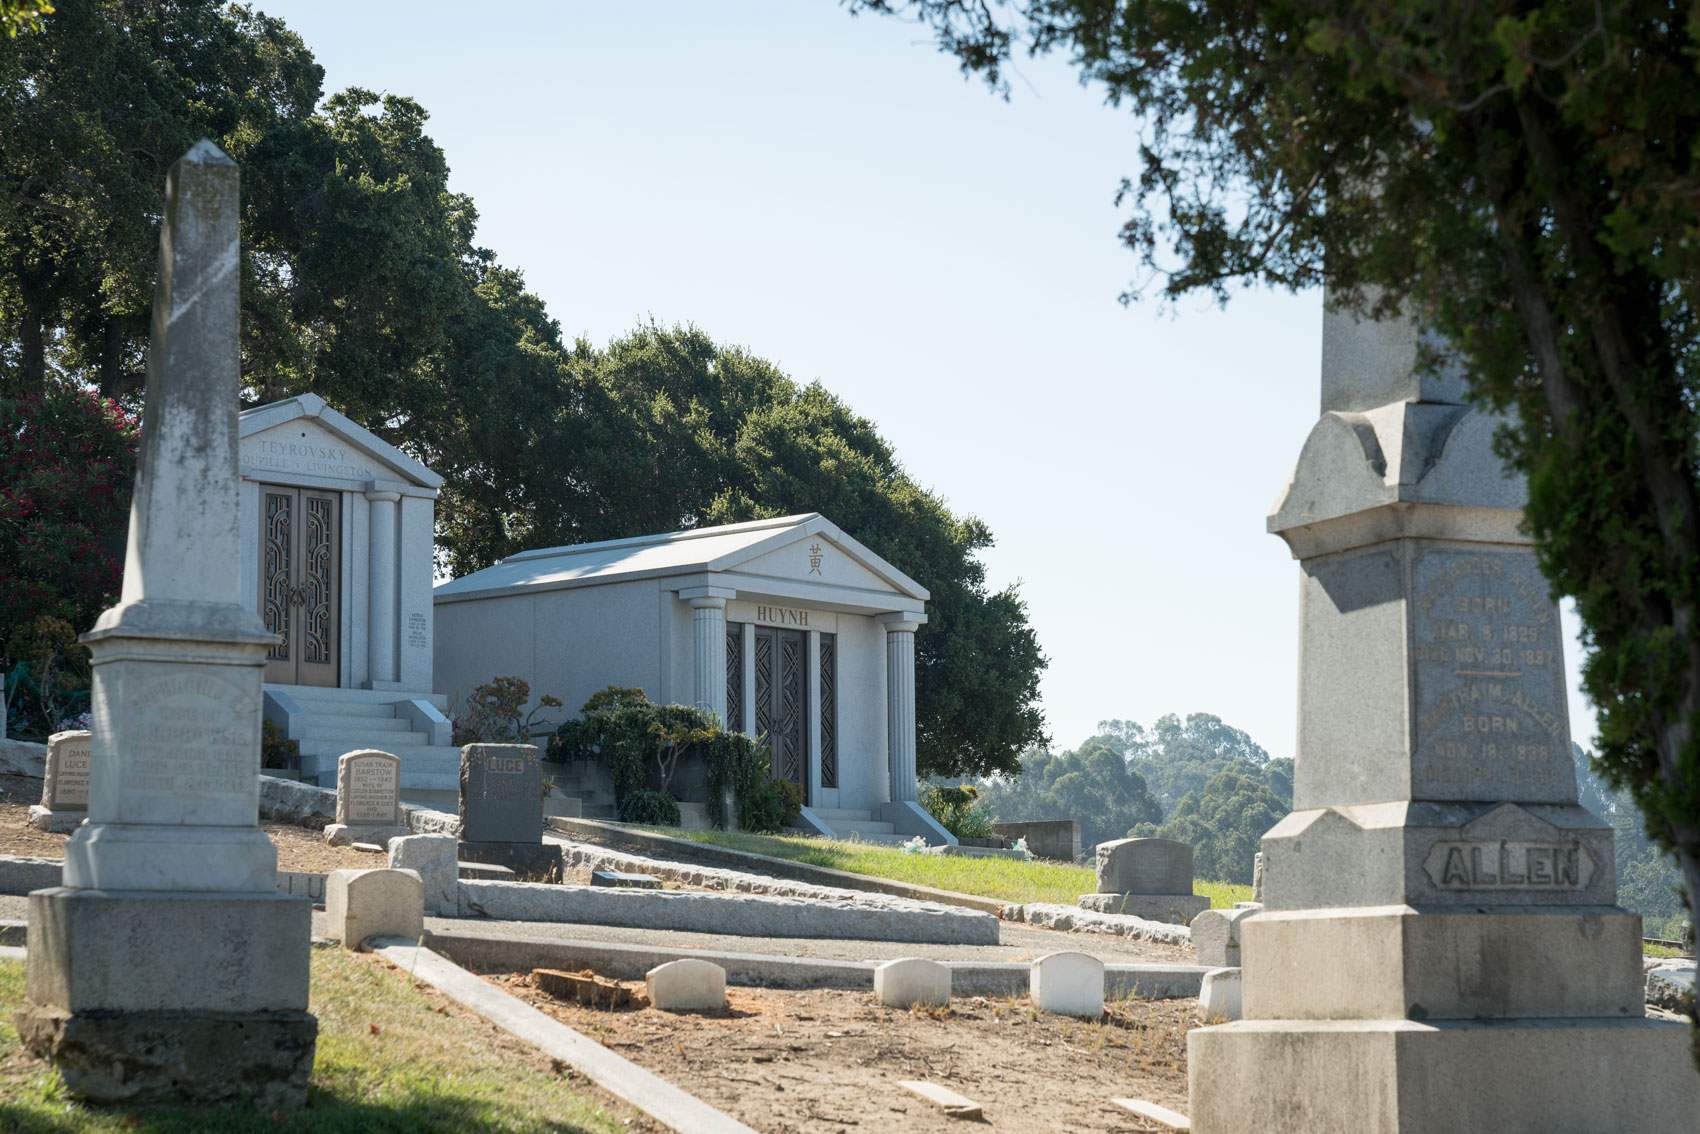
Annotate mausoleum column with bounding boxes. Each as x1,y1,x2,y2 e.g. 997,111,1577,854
681,587,734,724
365,487,400,687
879,617,919,803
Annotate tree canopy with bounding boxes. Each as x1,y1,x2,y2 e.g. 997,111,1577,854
978,710,1290,863
853,0,1700,944
0,2,1047,777
975,741,1165,854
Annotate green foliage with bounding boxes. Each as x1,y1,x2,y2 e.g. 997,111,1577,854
920,780,999,840
260,718,299,771
449,676,561,746
976,742,1164,857
1093,713,1282,813
618,789,681,827
2,615,90,740
1577,744,1691,940
981,712,1289,858
443,322,1049,780
551,687,793,832
858,0,1700,992
1,4,1048,783
1132,763,1289,886
0,382,137,685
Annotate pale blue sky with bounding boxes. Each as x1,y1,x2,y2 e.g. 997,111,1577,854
259,0,1595,759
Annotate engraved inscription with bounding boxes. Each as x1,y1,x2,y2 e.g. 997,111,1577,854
47,732,91,810
240,437,376,481
123,672,256,800
406,611,428,650
754,605,812,628
1422,840,1596,890
1412,549,1573,801
341,754,400,825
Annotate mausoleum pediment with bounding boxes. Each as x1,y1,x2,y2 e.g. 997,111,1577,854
238,394,441,491
437,513,927,609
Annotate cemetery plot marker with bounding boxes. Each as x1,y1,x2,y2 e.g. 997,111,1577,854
1184,304,1700,1131
28,730,90,833
16,141,316,1108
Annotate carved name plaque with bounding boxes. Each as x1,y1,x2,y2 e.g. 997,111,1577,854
122,671,257,809
240,431,378,482
1422,840,1597,891
45,730,91,811
460,743,542,843
1411,548,1575,803
338,750,401,826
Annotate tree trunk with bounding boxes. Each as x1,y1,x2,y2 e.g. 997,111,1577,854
13,263,47,399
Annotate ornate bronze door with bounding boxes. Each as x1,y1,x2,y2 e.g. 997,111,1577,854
260,485,340,687
753,626,807,803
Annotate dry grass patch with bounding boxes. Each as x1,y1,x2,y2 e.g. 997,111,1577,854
0,949,658,1132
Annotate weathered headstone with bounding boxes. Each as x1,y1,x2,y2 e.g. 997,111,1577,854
1186,301,1700,1130
28,730,91,833
323,749,406,847
389,832,459,915
646,958,726,1011
457,742,559,880
325,867,424,947
16,141,316,1108
875,957,951,1008
1078,837,1209,923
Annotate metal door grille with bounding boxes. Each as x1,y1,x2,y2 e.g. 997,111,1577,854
819,633,837,788
725,622,743,731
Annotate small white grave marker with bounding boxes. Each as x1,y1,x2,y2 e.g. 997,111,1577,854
1030,950,1104,1017
875,958,951,1008
645,958,726,1012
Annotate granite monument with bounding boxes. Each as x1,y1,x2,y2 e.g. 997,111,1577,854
15,141,316,1108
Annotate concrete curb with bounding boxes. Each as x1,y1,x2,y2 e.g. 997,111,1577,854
0,855,63,895
556,839,895,904
545,817,1007,915
458,878,1000,945
366,936,759,1134
421,927,1214,999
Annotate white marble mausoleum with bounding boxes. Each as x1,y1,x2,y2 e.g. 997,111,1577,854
238,394,460,794
433,513,953,842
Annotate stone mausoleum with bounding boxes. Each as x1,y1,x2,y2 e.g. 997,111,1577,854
433,513,953,843
237,394,461,797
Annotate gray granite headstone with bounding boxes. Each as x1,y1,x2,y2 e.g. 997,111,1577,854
29,730,92,832
44,730,91,811
459,742,542,844
1096,837,1192,895
336,749,401,827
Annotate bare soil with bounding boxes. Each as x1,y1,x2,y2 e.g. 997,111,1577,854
494,971,1196,1134
0,771,385,873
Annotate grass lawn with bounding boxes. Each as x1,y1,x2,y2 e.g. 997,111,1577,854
0,948,647,1133
649,827,1255,908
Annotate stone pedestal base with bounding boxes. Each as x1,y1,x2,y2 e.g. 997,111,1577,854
1077,892,1209,924
15,1004,317,1108
324,823,409,848
22,886,315,1107
1188,1017,1700,1132
27,806,84,834
458,841,561,882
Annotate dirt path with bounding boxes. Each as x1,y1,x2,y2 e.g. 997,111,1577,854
497,973,1194,1133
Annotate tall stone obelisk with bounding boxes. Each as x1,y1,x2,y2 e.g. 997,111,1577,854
17,141,317,1107
1187,302,1699,1130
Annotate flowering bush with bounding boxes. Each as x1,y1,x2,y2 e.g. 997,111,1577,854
0,382,137,691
